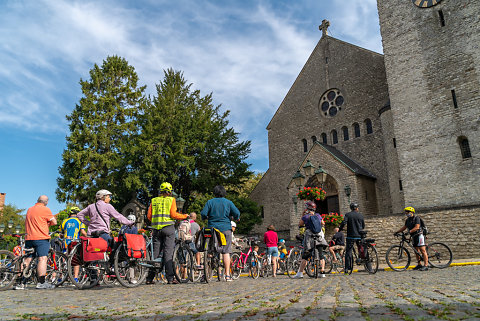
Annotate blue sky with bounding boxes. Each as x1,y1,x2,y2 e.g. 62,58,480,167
0,0,382,215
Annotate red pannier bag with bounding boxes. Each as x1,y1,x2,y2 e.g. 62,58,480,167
125,234,146,258
81,236,108,262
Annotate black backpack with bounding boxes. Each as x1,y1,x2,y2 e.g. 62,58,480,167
308,215,323,234
420,217,428,235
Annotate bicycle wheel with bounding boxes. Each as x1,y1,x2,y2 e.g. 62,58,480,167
173,243,193,283
249,254,260,279
114,243,148,288
0,250,17,291
323,252,333,274
427,242,452,269
331,251,344,273
343,247,355,275
203,239,214,283
230,253,242,280
261,257,272,277
67,244,99,289
305,256,315,278
286,247,301,278
364,245,378,274
46,251,68,286
385,245,411,271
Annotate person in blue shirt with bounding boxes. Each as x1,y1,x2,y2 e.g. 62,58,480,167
201,185,240,282
61,207,87,249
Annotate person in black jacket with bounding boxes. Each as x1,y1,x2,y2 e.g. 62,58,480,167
338,202,365,274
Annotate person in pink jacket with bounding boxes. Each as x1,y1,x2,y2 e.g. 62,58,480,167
263,224,279,277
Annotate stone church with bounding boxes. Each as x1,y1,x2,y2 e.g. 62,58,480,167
250,0,480,258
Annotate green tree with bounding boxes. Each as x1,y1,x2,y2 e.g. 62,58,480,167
134,69,252,206
56,55,147,209
0,204,25,250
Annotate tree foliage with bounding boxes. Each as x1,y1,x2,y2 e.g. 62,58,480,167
0,204,25,250
56,56,147,208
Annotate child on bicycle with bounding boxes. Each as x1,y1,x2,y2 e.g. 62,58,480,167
278,239,287,260
263,224,279,277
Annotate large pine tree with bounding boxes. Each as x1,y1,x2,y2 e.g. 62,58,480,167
56,56,147,207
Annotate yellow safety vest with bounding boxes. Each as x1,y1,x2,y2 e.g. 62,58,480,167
151,196,175,230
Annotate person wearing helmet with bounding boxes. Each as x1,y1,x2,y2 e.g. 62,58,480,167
146,182,189,284
201,185,241,282
77,190,133,244
61,206,87,248
120,214,138,235
338,202,365,274
230,221,240,247
278,239,287,260
293,200,327,278
394,207,429,271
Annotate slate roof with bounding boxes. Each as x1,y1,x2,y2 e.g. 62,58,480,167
315,142,376,179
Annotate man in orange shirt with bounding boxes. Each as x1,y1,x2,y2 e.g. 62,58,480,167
16,195,57,290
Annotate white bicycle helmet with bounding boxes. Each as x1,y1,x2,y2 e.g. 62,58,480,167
231,221,237,228
127,214,136,223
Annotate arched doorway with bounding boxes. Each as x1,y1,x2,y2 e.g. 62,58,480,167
306,175,340,214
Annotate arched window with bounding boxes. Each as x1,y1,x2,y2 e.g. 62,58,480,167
353,123,360,138
311,136,317,144
302,139,307,152
365,119,373,134
342,126,349,141
458,137,472,159
331,130,338,144
321,133,327,144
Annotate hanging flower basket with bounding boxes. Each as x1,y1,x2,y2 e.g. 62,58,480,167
296,186,326,201
321,213,344,228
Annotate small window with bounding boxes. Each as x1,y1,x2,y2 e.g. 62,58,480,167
458,137,472,159
451,89,458,109
393,138,397,148
399,180,403,191
260,206,265,218
321,133,327,144
332,130,338,144
365,119,373,134
438,10,445,27
312,136,317,144
353,123,360,138
302,139,307,152
342,126,349,141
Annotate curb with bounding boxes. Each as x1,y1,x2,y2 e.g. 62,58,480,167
383,261,480,272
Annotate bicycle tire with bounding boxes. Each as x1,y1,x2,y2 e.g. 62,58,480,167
67,243,99,289
331,251,344,273
46,251,68,286
385,245,411,271
323,252,334,274
0,250,17,291
427,242,452,269
231,253,241,280
343,248,354,275
286,247,301,278
260,257,272,277
249,254,260,279
114,243,148,288
203,239,213,283
364,245,378,274
173,243,193,283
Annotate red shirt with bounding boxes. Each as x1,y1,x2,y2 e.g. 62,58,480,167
25,203,54,240
263,230,278,248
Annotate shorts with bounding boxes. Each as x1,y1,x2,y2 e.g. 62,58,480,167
219,230,232,254
412,233,425,247
330,245,345,254
266,246,279,257
188,241,198,254
25,239,50,257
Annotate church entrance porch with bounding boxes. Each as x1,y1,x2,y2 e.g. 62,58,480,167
307,176,340,215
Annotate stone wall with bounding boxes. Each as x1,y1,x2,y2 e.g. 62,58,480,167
323,206,480,261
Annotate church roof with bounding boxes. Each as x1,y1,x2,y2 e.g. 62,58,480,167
315,142,376,179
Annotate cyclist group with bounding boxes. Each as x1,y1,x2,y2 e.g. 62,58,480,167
12,182,430,290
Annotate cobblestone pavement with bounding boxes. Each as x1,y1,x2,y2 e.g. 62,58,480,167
1,265,479,321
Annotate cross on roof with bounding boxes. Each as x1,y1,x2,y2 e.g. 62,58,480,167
319,19,330,37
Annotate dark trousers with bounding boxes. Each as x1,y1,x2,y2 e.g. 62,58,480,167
147,224,176,282
345,238,360,272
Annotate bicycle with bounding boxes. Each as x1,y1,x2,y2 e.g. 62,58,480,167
0,233,68,290
344,230,379,275
325,247,344,274
386,232,452,271
172,238,196,283
286,234,331,278
230,237,260,280
67,229,148,289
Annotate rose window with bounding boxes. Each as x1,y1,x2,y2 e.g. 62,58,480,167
319,89,344,118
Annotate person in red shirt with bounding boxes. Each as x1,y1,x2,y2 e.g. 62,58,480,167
263,224,279,277
16,195,57,290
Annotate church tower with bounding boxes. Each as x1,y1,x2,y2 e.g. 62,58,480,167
377,0,480,209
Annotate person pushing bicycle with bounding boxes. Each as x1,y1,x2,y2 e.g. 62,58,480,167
338,202,365,275
394,206,429,271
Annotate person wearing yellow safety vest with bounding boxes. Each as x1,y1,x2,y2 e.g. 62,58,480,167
146,182,188,284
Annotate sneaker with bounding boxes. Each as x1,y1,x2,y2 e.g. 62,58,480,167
412,264,423,270
14,283,25,290
131,280,138,284
225,276,233,282
36,282,55,289
292,273,303,279
418,266,429,271
320,273,326,278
